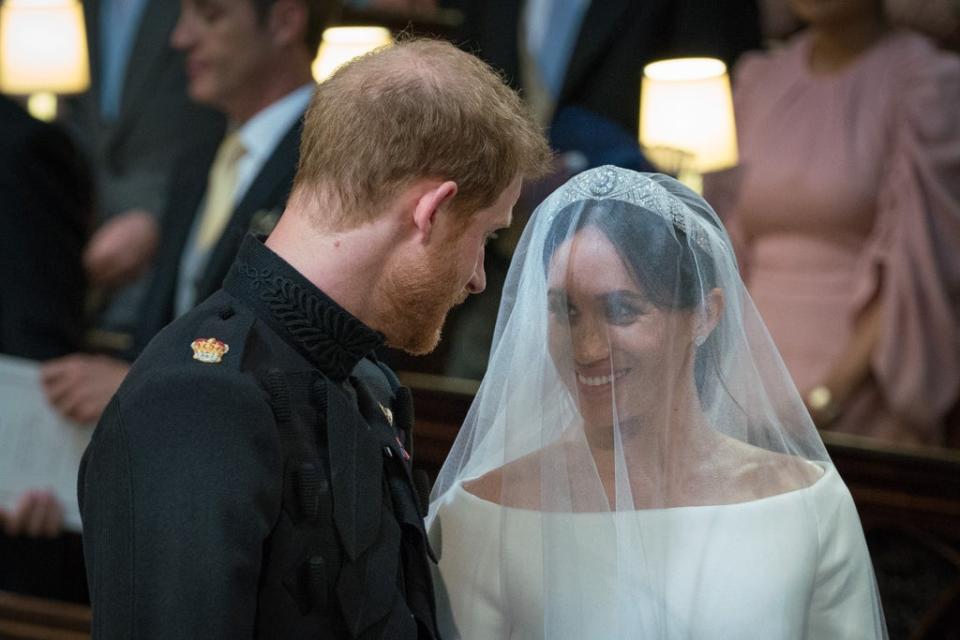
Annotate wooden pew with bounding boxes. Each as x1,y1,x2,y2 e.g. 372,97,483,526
0,592,89,640
821,432,960,640
821,431,960,542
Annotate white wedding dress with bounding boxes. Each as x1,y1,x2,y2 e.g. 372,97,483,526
430,463,879,639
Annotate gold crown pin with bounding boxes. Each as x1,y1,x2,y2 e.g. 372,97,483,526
191,337,229,364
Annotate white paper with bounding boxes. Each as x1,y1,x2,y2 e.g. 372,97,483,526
0,355,94,532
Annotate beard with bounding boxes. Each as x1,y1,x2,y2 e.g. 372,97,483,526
374,243,469,355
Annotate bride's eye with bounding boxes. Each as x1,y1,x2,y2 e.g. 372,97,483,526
603,294,645,325
547,293,577,320
605,303,639,325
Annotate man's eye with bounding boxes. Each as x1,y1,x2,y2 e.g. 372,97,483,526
197,3,224,22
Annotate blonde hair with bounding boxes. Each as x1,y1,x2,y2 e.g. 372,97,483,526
291,38,552,229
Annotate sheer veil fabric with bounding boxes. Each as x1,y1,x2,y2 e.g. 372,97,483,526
427,168,887,639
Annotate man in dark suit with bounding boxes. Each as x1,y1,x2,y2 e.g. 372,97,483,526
0,97,92,362
64,0,223,332
79,38,550,638
42,0,328,424
0,96,92,603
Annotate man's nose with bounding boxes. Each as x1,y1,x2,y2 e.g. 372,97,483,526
466,248,486,294
170,14,194,50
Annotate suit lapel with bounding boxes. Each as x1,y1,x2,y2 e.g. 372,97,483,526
167,143,220,268
131,129,222,353
196,119,303,298
560,0,634,101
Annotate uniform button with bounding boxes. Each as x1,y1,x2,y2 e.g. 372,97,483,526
306,555,327,609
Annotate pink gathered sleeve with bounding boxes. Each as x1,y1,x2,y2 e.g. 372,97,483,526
851,44,960,435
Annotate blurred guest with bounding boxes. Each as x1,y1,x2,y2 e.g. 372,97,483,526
705,0,960,445
760,0,960,48
0,97,92,360
64,0,223,337
885,0,960,48
757,0,803,40
42,0,328,425
0,96,92,602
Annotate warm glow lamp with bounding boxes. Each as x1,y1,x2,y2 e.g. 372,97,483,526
312,26,392,83
0,0,90,121
639,57,738,193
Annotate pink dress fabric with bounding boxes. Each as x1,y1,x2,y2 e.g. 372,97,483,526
709,30,960,445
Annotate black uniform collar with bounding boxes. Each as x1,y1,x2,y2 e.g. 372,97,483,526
224,234,384,380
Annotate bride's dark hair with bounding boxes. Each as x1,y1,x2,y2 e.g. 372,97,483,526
541,199,719,310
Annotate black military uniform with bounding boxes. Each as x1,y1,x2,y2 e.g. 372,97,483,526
79,235,440,639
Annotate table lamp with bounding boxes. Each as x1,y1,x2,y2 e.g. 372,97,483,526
639,57,738,194
312,26,392,83
0,0,89,121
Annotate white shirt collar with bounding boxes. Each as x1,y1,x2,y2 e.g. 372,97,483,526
237,83,315,165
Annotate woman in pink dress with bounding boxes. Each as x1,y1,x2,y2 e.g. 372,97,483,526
707,0,960,445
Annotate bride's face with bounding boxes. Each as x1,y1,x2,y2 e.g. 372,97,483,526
547,226,697,433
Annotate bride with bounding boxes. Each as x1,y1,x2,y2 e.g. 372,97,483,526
426,167,886,639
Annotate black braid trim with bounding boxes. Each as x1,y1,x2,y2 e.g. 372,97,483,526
237,262,382,379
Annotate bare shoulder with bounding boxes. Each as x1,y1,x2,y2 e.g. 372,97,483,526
462,467,506,504
713,435,825,498
462,445,559,509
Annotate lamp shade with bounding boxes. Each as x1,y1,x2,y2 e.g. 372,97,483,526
639,57,738,174
312,26,392,83
0,0,90,94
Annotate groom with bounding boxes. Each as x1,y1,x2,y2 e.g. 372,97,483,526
78,39,550,639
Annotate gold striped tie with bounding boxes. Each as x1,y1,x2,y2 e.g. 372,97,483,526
195,131,246,250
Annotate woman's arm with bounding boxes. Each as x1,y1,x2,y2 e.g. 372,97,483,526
805,295,883,428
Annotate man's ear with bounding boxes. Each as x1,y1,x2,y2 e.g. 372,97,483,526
267,0,308,49
412,180,458,243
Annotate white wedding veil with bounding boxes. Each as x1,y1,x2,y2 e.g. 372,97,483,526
427,167,886,639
